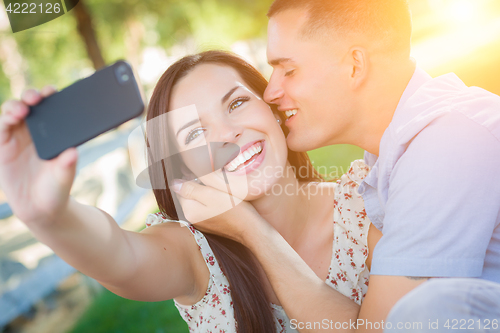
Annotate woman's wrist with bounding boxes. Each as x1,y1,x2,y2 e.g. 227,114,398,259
240,214,278,251
27,196,75,232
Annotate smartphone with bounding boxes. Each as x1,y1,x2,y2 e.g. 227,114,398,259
26,60,144,160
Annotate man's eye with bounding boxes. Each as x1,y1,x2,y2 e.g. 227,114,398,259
229,97,250,113
284,69,295,77
185,128,205,145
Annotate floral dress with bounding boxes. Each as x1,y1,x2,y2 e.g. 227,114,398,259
144,160,372,332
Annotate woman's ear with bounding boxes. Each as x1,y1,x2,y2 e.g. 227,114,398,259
274,113,283,125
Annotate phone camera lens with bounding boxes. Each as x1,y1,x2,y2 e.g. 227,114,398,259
115,63,131,85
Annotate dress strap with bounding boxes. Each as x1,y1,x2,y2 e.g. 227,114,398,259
144,213,233,304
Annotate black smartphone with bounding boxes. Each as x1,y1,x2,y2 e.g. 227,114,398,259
26,60,144,160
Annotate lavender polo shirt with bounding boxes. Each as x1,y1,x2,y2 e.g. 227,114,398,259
359,67,500,283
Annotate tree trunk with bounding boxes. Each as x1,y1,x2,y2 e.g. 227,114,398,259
73,0,105,70
0,3,27,98
125,19,145,72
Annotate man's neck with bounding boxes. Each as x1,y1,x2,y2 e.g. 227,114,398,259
353,58,416,156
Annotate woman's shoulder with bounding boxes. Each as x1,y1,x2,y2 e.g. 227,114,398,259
328,160,372,304
300,179,337,197
343,159,370,184
303,159,371,201
142,213,198,245
143,215,236,328
142,213,218,306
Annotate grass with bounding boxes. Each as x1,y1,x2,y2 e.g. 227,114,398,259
69,289,188,333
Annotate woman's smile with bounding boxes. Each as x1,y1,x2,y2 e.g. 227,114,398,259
224,140,266,174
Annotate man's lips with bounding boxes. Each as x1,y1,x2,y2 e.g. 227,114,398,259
224,140,264,172
279,108,298,122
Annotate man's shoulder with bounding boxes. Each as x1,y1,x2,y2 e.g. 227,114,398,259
390,73,500,144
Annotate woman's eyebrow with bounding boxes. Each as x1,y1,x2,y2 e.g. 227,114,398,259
176,118,200,138
221,86,240,104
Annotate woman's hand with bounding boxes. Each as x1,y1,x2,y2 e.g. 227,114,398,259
0,87,78,226
172,179,268,245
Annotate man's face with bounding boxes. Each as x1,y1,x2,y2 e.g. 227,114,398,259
265,9,355,152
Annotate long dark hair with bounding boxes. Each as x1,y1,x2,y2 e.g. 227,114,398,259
146,50,322,332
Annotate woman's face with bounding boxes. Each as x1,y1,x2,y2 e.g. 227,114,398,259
167,63,288,200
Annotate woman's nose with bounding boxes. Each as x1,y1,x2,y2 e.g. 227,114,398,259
264,71,284,105
214,120,243,144
210,121,242,169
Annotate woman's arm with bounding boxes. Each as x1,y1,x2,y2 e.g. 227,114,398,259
0,88,207,304
30,197,206,302
247,218,360,332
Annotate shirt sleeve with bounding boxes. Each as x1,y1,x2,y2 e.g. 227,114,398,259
370,112,500,277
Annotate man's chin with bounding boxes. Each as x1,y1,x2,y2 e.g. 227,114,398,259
286,134,318,152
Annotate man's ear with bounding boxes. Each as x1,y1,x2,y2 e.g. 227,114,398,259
348,46,369,90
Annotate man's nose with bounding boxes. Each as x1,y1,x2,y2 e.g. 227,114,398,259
264,71,284,105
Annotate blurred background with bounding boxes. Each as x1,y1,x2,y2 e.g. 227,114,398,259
0,0,499,332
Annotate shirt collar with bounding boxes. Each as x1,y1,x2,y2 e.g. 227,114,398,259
363,66,432,168
393,66,433,119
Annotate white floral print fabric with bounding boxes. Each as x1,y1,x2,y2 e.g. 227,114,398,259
145,159,372,332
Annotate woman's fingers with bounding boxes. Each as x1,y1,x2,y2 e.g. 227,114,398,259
0,100,29,145
173,180,235,223
173,180,220,204
57,147,78,168
40,85,57,98
21,88,43,106
52,147,78,188
1,99,29,120
0,86,56,146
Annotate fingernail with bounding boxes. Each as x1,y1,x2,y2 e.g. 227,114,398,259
14,103,24,114
171,179,185,193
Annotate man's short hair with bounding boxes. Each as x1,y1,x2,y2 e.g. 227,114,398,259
267,0,412,53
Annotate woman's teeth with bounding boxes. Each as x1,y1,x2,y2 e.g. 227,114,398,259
225,141,263,172
285,109,297,120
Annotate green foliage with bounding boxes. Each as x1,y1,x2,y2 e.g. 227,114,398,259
7,8,90,96
70,289,188,333
308,145,365,180
1,0,271,101
0,68,11,103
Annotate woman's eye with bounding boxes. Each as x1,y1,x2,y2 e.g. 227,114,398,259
229,97,250,113
185,128,205,145
284,69,295,77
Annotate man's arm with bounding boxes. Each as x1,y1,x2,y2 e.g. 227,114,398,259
356,276,429,332
356,111,500,331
